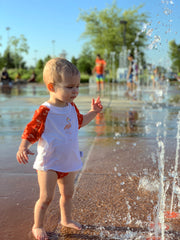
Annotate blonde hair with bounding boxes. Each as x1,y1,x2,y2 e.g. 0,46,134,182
43,58,80,86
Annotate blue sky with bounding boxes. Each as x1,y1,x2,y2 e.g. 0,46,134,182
0,0,179,68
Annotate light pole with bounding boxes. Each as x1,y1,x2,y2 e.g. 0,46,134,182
6,27,10,43
60,49,67,59
120,20,127,46
120,20,128,69
52,40,55,57
6,27,10,67
34,49,38,66
110,51,116,83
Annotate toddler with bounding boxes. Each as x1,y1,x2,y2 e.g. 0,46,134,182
16,58,103,240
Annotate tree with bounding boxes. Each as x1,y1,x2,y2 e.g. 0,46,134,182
169,40,180,72
77,44,94,74
0,36,2,50
71,56,78,66
78,1,148,67
36,59,44,70
0,54,5,69
44,55,51,65
2,48,15,68
10,34,29,69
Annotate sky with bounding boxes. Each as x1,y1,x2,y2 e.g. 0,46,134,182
0,0,179,68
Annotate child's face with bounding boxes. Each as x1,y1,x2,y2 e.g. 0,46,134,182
128,56,132,61
53,73,80,104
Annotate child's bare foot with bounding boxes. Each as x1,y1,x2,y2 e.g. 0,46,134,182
61,220,82,230
32,227,48,240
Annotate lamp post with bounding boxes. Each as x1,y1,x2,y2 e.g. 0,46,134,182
34,49,38,66
6,27,10,43
60,49,67,59
110,51,116,83
120,20,127,46
6,27,10,67
120,20,128,69
52,40,55,57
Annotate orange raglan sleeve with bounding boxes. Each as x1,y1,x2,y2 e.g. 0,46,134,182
71,102,83,129
21,105,50,144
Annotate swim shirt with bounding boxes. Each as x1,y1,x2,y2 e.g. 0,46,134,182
95,58,106,75
22,102,83,172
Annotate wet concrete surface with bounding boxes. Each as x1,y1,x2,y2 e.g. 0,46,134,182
1,83,180,239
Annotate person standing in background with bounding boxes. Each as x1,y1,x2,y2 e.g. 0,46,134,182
93,54,106,92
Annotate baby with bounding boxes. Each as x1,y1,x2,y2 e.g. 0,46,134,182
16,58,103,240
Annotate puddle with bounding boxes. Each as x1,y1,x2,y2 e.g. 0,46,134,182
1,82,180,240
0,82,180,144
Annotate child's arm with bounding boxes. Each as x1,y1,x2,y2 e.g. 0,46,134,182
16,105,49,164
81,96,103,127
16,139,34,164
126,65,131,80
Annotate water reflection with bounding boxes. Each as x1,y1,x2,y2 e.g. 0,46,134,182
0,83,48,99
1,84,12,94
104,108,142,138
1,83,180,239
126,110,138,133
0,83,180,142
95,112,106,136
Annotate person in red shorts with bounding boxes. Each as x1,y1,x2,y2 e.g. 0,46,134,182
93,54,106,92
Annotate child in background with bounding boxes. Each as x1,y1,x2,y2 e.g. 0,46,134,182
16,58,103,240
93,54,106,92
126,54,135,94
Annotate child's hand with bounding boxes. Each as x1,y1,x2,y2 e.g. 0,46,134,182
91,96,103,113
16,148,34,164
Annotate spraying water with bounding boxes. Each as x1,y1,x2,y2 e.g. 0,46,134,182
151,107,168,239
170,111,180,213
156,140,166,240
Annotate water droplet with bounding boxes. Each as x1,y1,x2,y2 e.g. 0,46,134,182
154,35,161,42
146,28,153,37
141,22,150,33
148,43,154,50
156,122,162,127
114,132,120,138
164,8,172,15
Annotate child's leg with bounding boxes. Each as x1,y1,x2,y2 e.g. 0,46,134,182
96,75,100,92
57,172,82,230
96,81,100,92
32,170,57,240
100,80,104,91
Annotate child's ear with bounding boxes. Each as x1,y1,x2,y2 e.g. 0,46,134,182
47,83,55,92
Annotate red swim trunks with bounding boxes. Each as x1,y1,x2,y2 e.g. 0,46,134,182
36,170,69,179
56,171,69,179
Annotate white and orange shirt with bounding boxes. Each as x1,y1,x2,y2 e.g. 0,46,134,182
22,102,83,172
